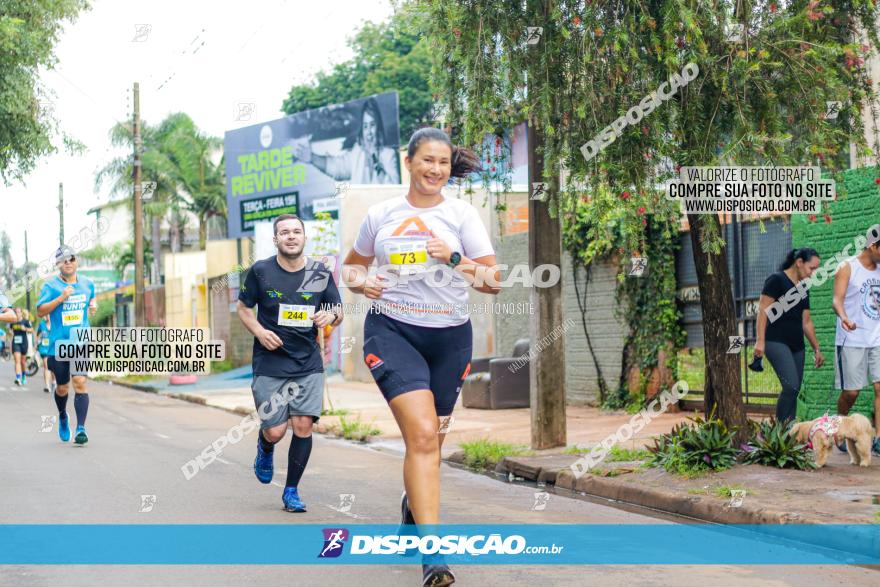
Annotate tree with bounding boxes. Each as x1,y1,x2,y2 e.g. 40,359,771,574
80,241,152,283
281,9,435,140
95,119,173,279
0,0,88,184
95,113,225,270
155,113,225,249
0,230,13,288
419,0,880,442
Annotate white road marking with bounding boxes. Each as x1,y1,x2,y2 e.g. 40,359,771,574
323,504,368,520
270,481,284,488
215,457,233,465
155,433,171,439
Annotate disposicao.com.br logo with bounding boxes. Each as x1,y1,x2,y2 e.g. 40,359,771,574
319,528,563,558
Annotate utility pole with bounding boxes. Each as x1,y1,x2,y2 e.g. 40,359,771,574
133,82,146,327
58,183,64,246
526,0,566,450
527,122,567,450
24,230,30,308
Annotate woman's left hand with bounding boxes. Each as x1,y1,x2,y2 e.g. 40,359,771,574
814,349,825,369
426,232,452,264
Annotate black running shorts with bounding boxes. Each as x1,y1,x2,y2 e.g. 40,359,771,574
363,310,472,417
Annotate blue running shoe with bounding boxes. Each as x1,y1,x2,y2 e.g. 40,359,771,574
74,425,88,445
58,414,70,442
282,487,306,512
254,438,273,484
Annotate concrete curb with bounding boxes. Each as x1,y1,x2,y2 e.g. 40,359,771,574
447,452,836,526
444,452,880,558
110,378,381,439
553,468,808,525
101,378,158,393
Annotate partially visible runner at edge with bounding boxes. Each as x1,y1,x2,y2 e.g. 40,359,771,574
37,317,56,393
10,307,33,386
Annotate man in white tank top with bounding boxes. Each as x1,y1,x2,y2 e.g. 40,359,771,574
832,225,880,455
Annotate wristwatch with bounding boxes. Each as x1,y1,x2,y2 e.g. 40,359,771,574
447,252,462,269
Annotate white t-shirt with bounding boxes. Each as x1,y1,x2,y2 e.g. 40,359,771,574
353,195,495,327
836,256,880,347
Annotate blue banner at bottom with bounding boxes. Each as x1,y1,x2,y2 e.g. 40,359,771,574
0,524,877,565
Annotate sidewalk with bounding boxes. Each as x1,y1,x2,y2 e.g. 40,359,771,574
118,371,692,456
110,372,880,529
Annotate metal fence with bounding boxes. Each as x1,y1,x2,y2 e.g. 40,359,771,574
676,216,793,412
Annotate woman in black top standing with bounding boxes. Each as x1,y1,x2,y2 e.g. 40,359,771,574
754,248,824,423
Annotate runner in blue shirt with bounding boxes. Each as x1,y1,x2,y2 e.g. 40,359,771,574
36,318,55,393
37,246,96,444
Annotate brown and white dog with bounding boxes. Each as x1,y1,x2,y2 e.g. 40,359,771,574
790,413,874,468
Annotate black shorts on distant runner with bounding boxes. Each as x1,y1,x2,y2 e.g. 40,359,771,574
362,310,472,417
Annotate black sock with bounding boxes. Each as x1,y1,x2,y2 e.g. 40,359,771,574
54,392,68,415
286,433,312,488
74,393,89,427
259,430,275,453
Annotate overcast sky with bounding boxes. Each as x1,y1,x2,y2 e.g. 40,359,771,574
0,0,395,266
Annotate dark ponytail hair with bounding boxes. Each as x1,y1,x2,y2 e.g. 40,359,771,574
407,127,482,178
779,247,819,271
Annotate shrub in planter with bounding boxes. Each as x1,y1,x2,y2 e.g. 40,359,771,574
649,410,739,475
741,418,816,470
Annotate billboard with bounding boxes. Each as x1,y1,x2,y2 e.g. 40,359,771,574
224,91,401,238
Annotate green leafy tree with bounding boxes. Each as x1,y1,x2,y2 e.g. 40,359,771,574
281,9,435,140
95,113,225,269
0,0,88,183
0,230,13,288
155,113,225,249
420,0,880,440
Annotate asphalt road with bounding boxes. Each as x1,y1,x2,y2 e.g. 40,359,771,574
0,360,875,586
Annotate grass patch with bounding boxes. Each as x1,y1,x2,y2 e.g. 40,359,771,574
605,446,651,462
563,445,650,461
209,359,235,374
95,374,154,384
564,445,591,455
713,484,747,498
459,438,532,470
873,511,880,524
321,408,350,416
332,415,381,442
678,347,782,405
688,484,748,497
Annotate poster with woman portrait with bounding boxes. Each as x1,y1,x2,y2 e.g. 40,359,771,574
224,91,401,238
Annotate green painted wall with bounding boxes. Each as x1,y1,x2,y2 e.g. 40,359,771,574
792,166,880,421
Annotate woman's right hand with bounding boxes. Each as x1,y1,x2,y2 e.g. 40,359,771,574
290,136,313,164
256,328,283,351
753,341,764,359
363,275,388,300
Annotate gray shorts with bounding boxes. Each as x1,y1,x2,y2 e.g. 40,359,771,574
251,372,324,429
834,346,880,391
